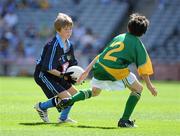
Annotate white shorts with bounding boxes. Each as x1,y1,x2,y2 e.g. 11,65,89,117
91,72,137,91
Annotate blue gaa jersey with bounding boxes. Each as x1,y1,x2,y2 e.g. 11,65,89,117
36,33,77,74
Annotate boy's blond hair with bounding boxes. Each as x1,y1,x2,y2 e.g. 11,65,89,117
54,13,73,32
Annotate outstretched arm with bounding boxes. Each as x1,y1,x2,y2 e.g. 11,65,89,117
77,55,99,83
141,74,157,96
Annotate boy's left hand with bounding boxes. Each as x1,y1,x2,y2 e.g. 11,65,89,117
62,72,76,84
147,84,158,96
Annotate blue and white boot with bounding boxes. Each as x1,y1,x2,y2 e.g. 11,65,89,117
34,103,49,123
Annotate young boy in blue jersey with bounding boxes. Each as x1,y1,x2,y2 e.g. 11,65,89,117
34,13,78,123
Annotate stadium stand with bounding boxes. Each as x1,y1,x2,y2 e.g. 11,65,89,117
0,0,129,76
142,0,180,62
0,0,179,80
140,0,180,80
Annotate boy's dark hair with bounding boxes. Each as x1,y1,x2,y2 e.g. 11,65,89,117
128,13,149,37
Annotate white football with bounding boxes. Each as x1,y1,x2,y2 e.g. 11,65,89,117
66,66,84,81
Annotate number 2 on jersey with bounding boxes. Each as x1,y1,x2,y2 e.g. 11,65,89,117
104,42,125,61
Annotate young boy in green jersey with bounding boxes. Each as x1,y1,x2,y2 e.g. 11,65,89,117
60,13,158,127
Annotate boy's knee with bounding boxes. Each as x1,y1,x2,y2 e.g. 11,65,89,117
92,88,101,97
92,90,100,97
131,83,143,93
139,84,143,92
134,84,143,94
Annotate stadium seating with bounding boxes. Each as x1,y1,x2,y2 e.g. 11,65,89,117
16,0,128,47
0,0,128,75
142,0,180,62
0,0,179,79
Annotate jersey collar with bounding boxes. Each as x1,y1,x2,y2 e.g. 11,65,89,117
56,33,71,49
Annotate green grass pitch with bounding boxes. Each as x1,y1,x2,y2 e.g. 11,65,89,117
0,77,180,136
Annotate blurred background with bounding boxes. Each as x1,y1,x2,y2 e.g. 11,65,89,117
0,0,179,80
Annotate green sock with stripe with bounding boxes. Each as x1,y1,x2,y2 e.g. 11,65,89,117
69,89,92,105
121,92,141,120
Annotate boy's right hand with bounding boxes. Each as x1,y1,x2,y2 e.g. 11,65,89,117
77,71,89,84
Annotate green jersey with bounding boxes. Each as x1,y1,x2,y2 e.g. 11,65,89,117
92,33,153,81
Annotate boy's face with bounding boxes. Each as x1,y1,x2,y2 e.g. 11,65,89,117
59,26,72,40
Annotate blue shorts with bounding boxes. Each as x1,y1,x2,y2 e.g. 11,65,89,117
34,68,71,99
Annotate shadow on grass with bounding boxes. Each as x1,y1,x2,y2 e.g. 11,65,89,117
19,122,61,126
19,123,118,129
70,125,118,129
